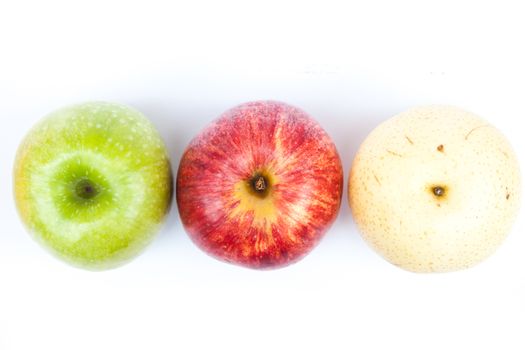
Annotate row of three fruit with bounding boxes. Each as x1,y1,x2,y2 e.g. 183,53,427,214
14,101,520,272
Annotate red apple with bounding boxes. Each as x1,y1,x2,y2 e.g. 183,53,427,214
176,101,343,269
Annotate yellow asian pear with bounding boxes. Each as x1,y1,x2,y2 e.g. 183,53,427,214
349,106,521,272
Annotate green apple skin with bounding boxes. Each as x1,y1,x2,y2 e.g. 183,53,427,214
14,102,172,270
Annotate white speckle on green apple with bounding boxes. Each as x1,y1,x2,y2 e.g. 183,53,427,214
14,102,173,270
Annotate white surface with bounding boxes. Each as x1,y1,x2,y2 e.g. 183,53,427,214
0,1,523,349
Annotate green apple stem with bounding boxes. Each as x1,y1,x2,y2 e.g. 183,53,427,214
75,178,99,200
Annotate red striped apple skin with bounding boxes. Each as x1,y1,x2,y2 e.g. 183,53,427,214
176,101,343,269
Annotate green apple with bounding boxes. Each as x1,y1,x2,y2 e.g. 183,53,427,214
14,102,172,270
349,106,521,272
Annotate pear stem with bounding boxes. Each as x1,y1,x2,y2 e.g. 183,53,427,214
432,186,445,197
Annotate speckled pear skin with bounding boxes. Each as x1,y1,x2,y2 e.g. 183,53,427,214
14,102,172,270
349,106,521,273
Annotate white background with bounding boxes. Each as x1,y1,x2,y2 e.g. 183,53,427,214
0,1,524,349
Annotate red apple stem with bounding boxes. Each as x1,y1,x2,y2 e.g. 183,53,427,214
254,176,267,192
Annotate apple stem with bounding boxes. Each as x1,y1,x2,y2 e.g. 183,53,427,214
75,178,99,200
254,176,267,192
248,173,271,198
